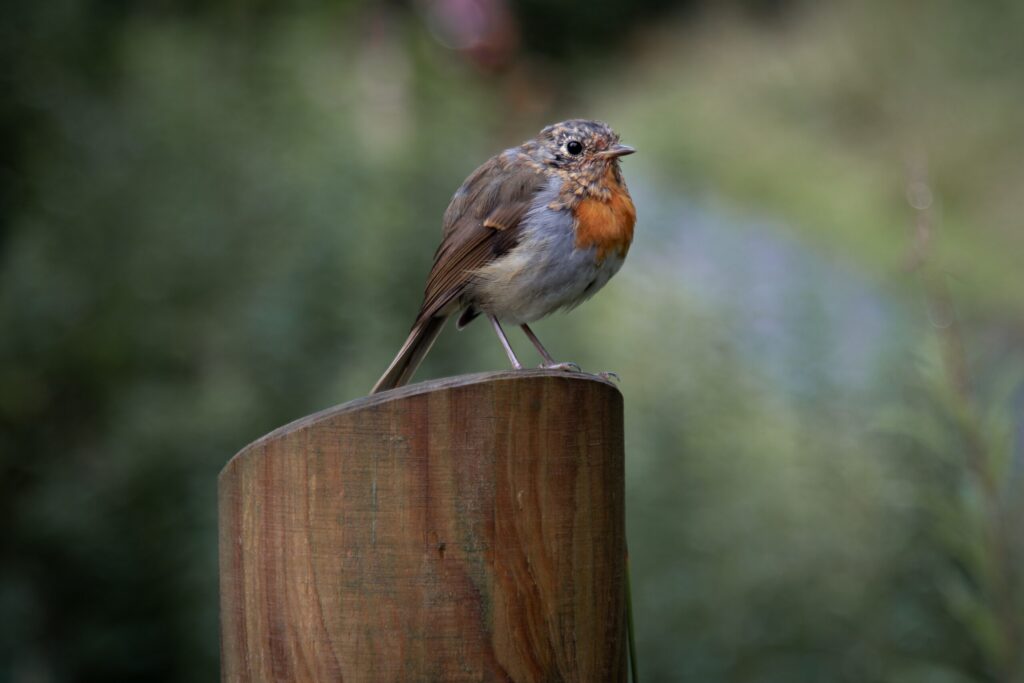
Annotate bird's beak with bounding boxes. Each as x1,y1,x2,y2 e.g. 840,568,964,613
598,144,635,159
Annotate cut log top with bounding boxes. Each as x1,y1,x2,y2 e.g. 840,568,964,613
223,369,621,472
219,370,626,683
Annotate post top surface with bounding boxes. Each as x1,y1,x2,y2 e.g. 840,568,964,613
217,368,626,680
222,370,620,477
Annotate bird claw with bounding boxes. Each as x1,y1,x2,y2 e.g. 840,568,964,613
597,371,621,384
541,361,581,373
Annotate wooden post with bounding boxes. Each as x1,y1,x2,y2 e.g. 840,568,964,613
218,370,626,682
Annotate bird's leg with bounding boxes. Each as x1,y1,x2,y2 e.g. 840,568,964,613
520,323,556,364
488,315,523,370
520,323,580,372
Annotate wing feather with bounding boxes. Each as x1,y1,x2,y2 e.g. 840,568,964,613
415,153,547,324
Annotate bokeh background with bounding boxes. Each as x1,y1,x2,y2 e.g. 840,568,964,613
2,0,1022,680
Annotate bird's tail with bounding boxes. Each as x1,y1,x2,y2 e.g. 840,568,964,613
370,316,448,394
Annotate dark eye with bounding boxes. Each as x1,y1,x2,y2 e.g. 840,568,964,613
566,140,583,155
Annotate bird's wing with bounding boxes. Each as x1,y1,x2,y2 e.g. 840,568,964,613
415,153,548,323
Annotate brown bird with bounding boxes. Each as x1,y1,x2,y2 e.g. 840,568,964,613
372,119,636,394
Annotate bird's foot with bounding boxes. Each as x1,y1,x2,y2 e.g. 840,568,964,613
596,371,621,384
541,361,581,373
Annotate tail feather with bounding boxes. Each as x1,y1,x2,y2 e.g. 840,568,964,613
370,316,448,394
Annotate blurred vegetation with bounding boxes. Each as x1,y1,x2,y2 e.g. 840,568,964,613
1,0,1021,681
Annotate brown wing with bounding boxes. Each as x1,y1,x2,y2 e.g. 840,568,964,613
415,153,547,324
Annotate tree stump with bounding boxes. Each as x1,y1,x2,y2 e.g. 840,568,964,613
218,370,626,682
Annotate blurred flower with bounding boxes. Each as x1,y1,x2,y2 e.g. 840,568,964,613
417,0,520,71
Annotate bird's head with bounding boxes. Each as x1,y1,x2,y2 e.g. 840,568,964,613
525,119,634,173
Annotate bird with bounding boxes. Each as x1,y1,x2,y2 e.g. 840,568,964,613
371,119,636,394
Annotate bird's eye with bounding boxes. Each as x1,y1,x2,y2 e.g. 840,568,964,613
566,140,583,155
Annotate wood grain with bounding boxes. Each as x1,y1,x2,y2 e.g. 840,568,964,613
219,370,626,682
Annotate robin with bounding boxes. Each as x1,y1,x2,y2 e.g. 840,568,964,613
371,119,636,394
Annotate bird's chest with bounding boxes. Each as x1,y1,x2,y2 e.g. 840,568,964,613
466,169,635,324
571,170,636,263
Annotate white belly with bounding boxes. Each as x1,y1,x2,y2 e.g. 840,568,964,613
467,207,625,325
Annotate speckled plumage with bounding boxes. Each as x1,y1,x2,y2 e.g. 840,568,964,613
372,119,636,393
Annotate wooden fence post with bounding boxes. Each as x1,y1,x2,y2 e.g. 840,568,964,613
218,369,626,682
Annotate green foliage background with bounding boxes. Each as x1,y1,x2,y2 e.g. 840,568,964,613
1,1,1021,681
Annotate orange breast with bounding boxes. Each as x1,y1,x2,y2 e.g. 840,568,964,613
573,169,636,263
